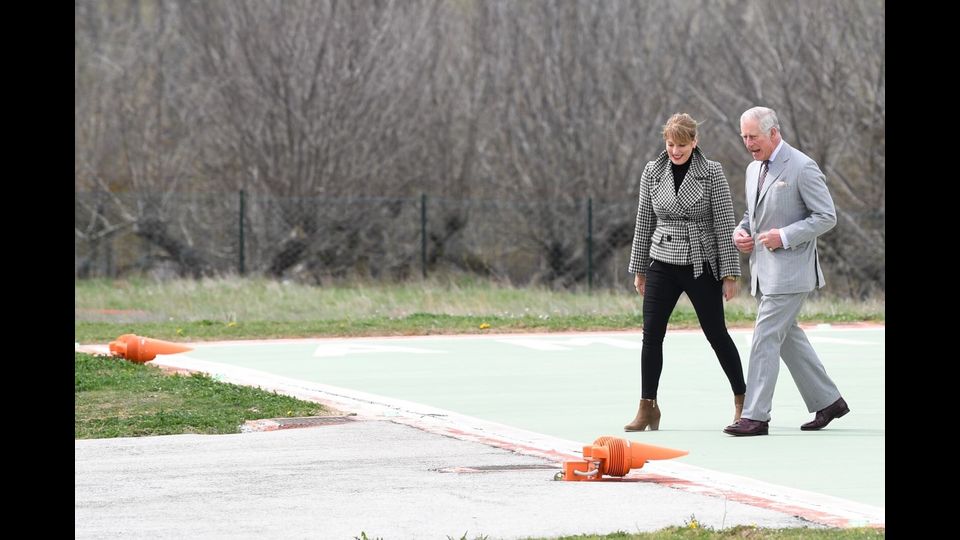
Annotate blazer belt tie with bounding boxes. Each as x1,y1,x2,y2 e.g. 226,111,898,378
683,221,709,279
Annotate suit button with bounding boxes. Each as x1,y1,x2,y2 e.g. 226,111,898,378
665,234,672,242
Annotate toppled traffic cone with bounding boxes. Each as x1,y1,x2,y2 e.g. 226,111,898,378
560,436,688,481
108,334,192,363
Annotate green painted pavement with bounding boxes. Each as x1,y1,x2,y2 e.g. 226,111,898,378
186,327,884,507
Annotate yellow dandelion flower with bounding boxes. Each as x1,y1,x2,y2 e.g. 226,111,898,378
479,322,491,329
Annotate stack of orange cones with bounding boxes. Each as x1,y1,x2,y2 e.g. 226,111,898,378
561,436,688,481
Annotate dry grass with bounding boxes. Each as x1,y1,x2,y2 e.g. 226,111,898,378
75,276,884,325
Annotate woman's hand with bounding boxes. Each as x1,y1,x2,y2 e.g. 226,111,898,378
722,278,739,301
634,274,646,296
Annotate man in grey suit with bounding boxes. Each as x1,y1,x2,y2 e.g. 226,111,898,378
723,106,849,436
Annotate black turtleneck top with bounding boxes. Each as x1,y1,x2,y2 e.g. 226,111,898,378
670,156,693,193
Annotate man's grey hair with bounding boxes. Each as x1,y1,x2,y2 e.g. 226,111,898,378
741,107,780,135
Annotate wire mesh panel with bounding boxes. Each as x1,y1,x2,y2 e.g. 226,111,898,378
244,194,422,282
76,191,884,296
815,208,885,298
591,198,642,290
428,197,592,288
75,191,240,278
76,191,124,278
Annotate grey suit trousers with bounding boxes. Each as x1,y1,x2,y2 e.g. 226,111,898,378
741,290,841,422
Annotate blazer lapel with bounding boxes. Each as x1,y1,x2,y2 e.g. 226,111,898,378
651,161,682,213
649,149,708,216
676,152,708,210
648,152,682,215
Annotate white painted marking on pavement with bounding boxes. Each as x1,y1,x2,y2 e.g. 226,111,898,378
807,337,878,346
313,342,444,357
495,336,642,351
739,334,876,347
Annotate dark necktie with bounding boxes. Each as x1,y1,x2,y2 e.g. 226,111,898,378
756,160,770,202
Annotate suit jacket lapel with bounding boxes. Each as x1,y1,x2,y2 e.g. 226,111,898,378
757,142,791,204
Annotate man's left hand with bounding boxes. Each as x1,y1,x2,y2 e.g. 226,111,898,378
757,229,783,251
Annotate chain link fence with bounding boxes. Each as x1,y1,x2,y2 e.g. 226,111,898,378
76,191,883,296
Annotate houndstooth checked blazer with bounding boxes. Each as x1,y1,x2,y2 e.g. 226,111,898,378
628,147,740,280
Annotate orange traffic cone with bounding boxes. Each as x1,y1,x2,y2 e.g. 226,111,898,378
108,334,193,363
561,436,688,481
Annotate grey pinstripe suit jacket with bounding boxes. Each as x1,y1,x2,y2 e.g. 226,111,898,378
628,148,740,281
736,141,837,296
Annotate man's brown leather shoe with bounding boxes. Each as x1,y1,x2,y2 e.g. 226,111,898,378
801,397,849,431
722,418,769,436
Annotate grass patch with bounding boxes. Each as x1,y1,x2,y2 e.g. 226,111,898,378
529,526,885,538
359,526,885,539
75,277,884,343
75,352,328,439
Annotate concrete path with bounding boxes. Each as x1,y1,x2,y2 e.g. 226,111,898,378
76,419,823,539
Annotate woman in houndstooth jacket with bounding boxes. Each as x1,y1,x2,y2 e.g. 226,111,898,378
624,113,745,432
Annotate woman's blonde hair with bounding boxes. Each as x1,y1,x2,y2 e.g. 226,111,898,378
662,113,700,145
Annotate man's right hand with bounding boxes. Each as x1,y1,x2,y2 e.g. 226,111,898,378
733,228,754,253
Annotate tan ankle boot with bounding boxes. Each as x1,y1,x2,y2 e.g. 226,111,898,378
734,394,745,422
624,399,661,431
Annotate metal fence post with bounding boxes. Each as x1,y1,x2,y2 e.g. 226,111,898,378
105,236,114,277
238,189,246,275
420,193,427,279
587,197,594,291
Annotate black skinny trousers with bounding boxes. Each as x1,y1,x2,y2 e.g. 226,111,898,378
640,260,746,399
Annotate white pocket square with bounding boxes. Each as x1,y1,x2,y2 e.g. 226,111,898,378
775,181,787,187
